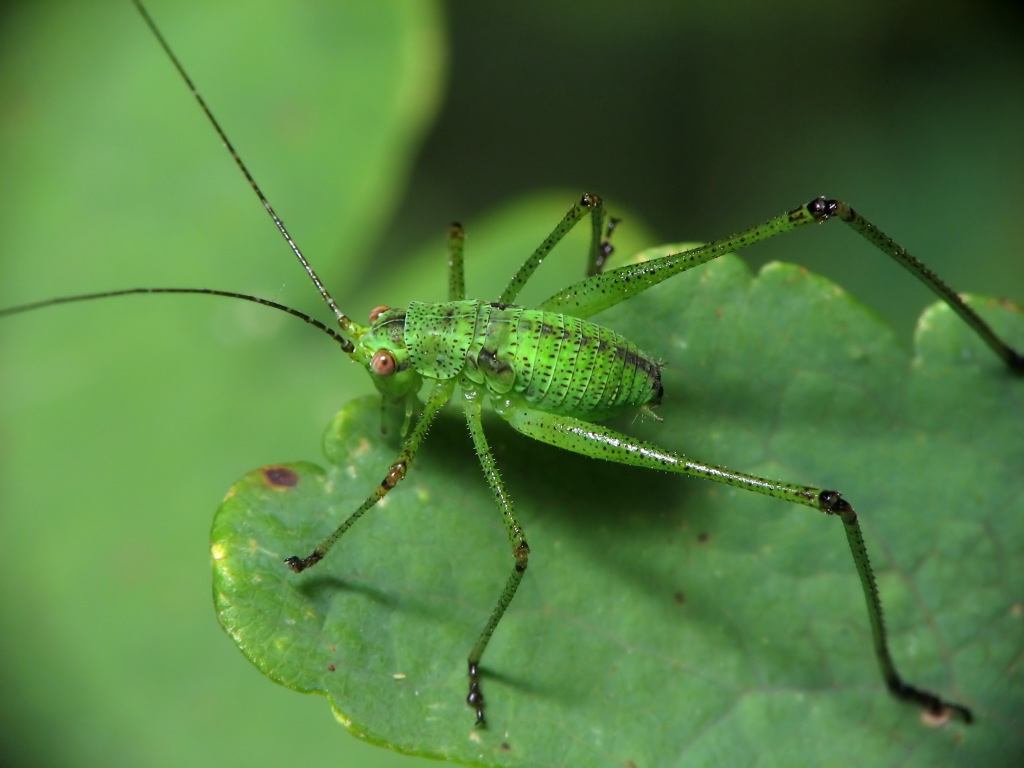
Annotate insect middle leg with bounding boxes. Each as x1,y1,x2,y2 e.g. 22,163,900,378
496,400,974,723
498,193,612,305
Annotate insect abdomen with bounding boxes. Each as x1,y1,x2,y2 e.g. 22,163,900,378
466,303,662,419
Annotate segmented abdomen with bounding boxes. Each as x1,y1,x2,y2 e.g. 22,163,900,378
467,302,662,419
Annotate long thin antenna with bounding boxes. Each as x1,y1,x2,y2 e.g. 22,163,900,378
0,288,354,352
131,0,359,342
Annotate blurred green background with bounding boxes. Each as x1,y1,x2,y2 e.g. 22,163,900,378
1,1,1022,767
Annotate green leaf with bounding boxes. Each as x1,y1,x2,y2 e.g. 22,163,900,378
213,204,1024,766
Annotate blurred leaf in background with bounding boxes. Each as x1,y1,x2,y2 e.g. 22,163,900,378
383,0,1024,340
2,2,443,767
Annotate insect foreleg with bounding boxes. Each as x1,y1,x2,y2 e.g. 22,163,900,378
462,392,530,726
447,222,466,301
285,378,455,572
496,401,973,724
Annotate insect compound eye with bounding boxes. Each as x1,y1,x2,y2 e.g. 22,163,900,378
368,305,390,324
370,349,397,377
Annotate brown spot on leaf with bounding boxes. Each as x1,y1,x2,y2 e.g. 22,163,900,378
262,465,299,488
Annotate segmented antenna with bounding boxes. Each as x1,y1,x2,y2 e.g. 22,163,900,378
131,0,358,342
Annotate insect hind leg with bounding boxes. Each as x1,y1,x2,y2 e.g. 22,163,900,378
497,402,973,724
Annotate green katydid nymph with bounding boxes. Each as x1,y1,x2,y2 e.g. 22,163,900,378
3,0,1021,737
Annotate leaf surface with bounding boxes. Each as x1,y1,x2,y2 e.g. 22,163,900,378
213,211,1024,766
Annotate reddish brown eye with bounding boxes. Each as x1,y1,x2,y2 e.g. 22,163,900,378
368,305,390,323
370,350,397,377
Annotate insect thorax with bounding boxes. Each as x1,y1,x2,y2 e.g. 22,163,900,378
402,300,662,420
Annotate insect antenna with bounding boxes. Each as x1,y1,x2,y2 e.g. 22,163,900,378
131,0,360,345
0,288,352,351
